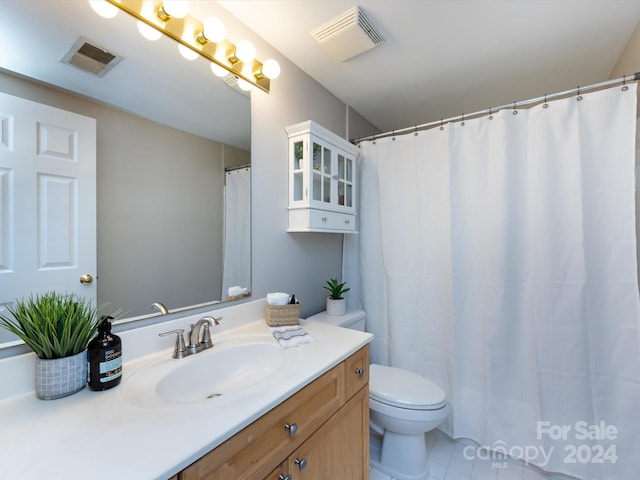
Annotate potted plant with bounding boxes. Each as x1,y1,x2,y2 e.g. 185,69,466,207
324,278,350,316
0,292,102,400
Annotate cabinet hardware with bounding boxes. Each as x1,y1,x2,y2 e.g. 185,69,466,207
295,458,308,471
284,422,298,436
355,368,365,376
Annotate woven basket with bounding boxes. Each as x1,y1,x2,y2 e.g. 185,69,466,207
265,303,300,327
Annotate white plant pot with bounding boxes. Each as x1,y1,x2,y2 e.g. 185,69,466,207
326,297,346,316
35,349,87,400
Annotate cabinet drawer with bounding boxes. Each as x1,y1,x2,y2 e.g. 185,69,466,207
288,208,356,232
308,209,356,231
344,345,369,400
179,363,345,480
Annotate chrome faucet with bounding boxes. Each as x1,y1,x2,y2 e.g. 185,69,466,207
151,302,169,315
187,316,221,354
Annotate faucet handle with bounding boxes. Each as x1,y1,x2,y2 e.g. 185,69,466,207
159,328,188,359
200,316,221,349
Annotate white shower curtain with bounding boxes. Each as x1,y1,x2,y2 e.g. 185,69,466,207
221,167,251,300
344,84,640,479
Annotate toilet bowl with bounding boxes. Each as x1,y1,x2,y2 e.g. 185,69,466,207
369,364,449,480
306,309,449,480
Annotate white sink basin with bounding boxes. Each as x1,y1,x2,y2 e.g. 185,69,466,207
122,334,287,407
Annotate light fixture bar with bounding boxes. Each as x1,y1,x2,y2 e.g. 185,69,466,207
105,0,271,93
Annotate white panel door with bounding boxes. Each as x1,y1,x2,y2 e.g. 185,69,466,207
0,91,97,318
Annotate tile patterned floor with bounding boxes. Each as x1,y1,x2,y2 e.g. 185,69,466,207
370,430,580,480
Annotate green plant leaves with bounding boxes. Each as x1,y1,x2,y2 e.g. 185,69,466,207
323,278,350,300
0,292,101,359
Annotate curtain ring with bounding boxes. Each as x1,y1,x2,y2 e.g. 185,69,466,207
414,125,418,136
439,118,444,131
622,75,629,91
392,130,396,141
488,107,493,120
577,86,583,101
460,113,465,126
543,94,549,109
512,101,518,115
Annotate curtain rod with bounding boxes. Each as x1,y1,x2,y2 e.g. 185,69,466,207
351,72,640,144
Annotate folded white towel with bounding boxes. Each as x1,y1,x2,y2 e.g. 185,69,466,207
267,292,290,306
270,326,316,348
228,286,249,297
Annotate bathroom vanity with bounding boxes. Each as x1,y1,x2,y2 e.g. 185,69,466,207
0,299,372,480
177,345,369,479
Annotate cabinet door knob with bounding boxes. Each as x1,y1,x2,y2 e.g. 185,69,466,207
355,368,365,376
278,475,292,480
284,422,298,436
321,216,327,222
295,458,308,471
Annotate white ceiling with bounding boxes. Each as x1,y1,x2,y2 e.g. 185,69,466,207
220,0,640,136
3,1,639,147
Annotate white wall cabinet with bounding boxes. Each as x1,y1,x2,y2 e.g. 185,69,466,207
286,121,359,233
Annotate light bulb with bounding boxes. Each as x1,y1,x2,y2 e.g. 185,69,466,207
161,1,189,19
235,40,256,63
236,78,252,91
88,0,118,18
210,63,228,77
202,17,226,43
261,59,280,79
137,21,162,41
178,44,198,60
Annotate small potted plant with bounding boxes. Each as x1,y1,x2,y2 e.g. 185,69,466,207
0,291,102,400
324,278,350,316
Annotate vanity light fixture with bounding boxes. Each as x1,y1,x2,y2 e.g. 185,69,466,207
101,0,280,92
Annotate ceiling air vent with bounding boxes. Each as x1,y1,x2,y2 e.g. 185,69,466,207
311,6,384,62
61,37,124,77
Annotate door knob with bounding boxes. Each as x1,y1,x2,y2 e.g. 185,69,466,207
79,274,94,284
355,368,365,376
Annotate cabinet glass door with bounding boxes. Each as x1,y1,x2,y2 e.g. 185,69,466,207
312,141,332,205
336,154,354,208
292,140,304,202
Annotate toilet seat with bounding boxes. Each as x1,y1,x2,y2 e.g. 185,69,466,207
369,364,447,410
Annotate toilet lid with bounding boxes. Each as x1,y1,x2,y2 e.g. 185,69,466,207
369,364,447,410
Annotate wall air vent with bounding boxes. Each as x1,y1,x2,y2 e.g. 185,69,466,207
311,6,384,62
222,73,250,97
61,37,124,77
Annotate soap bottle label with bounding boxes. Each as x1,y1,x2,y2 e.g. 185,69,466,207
99,349,122,383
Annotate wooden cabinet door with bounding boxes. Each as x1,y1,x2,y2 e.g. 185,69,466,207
288,387,369,480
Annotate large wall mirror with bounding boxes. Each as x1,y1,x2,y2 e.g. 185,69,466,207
0,2,251,350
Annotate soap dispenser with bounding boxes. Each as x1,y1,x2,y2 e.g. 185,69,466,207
88,316,122,391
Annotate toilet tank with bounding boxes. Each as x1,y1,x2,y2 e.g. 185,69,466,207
306,309,366,331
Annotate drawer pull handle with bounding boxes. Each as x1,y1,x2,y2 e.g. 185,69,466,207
278,475,292,480
295,458,308,471
284,422,298,436
345,220,350,224
355,368,365,376
321,217,327,222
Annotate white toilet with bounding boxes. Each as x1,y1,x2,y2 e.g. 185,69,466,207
307,309,449,480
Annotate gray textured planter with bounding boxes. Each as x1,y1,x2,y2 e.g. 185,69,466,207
326,297,346,316
35,350,87,400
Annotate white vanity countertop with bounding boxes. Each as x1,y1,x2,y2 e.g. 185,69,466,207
0,313,372,480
